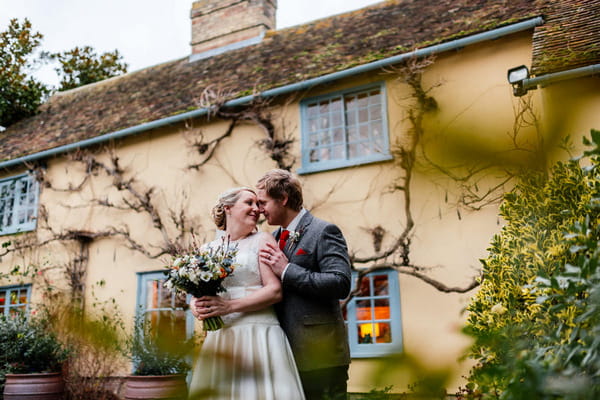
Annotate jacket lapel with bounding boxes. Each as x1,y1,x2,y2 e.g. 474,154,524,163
283,212,313,257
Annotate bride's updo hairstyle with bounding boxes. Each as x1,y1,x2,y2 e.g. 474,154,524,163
256,169,303,212
211,187,256,230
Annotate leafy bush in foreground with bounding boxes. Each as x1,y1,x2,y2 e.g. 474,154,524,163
463,130,600,399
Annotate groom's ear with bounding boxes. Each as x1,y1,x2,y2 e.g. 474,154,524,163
280,194,289,207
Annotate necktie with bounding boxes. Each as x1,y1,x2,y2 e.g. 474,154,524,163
278,229,290,250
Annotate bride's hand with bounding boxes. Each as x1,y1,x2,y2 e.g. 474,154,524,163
192,295,230,319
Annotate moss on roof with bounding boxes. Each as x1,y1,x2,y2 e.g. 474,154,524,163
531,0,600,75
2,0,598,164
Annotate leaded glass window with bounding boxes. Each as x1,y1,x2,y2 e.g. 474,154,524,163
299,84,392,173
0,174,39,235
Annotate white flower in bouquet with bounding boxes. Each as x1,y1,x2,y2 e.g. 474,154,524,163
164,236,238,331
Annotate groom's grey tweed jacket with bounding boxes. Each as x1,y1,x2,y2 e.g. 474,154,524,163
275,211,351,371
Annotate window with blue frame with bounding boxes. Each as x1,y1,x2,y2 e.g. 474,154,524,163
0,174,39,235
299,83,392,174
343,269,402,357
0,284,31,316
136,272,194,341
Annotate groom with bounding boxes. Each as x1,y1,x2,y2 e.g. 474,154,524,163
256,169,351,400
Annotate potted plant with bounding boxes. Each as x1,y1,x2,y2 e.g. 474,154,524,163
123,314,192,400
0,314,70,399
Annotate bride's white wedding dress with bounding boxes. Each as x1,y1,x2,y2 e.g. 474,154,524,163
188,232,305,400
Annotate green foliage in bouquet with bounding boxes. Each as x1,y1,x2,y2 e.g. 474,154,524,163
0,313,70,376
164,237,238,331
126,313,193,376
462,130,600,399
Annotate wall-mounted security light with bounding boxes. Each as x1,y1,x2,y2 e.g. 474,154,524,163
507,65,530,96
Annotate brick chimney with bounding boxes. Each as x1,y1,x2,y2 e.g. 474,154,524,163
190,0,277,60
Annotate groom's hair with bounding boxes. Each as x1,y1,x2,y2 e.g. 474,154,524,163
257,169,303,212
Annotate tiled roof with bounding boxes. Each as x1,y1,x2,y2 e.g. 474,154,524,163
531,0,600,75
1,0,597,164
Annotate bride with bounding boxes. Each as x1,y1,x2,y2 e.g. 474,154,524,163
188,187,305,400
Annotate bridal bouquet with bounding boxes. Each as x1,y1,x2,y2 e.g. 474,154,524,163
164,237,238,331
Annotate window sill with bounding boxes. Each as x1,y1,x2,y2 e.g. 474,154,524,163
297,153,393,175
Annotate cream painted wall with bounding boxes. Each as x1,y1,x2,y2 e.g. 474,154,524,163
2,29,600,393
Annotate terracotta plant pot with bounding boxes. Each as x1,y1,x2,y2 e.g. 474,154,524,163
3,372,65,400
124,374,188,400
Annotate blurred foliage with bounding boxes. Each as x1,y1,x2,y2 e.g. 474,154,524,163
0,18,127,128
463,129,600,399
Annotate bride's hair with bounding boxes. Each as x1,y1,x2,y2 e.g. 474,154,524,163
211,187,256,230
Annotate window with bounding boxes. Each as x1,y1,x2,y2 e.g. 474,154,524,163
136,272,194,342
0,174,39,235
299,83,392,174
343,270,402,357
0,285,31,316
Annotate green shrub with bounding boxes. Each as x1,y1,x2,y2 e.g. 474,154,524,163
125,313,192,376
463,130,600,399
0,314,70,375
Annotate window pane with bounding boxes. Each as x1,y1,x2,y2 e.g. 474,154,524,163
346,110,357,125
358,108,369,123
319,102,329,114
146,280,159,309
346,95,357,110
333,128,344,143
359,124,369,140
356,299,371,321
348,143,358,158
330,97,342,110
9,290,17,305
375,322,392,343
157,283,172,308
320,116,329,130
309,149,319,162
332,145,344,159
358,142,372,157
308,118,318,133
357,93,369,108
373,275,389,295
358,277,371,297
374,299,390,319
357,323,375,344
154,310,187,341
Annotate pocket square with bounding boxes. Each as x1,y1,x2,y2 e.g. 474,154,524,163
295,248,308,255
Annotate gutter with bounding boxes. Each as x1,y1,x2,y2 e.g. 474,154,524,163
522,64,600,91
1,17,544,170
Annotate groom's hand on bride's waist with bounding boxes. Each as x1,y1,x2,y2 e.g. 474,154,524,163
259,242,288,278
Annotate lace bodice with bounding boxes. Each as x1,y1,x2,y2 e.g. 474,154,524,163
220,232,263,290
206,232,277,326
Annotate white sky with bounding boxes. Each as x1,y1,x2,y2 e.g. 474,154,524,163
0,0,382,87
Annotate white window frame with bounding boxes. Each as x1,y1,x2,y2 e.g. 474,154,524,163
345,269,403,358
298,82,392,174
0,284,32,316
0,173,39,235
